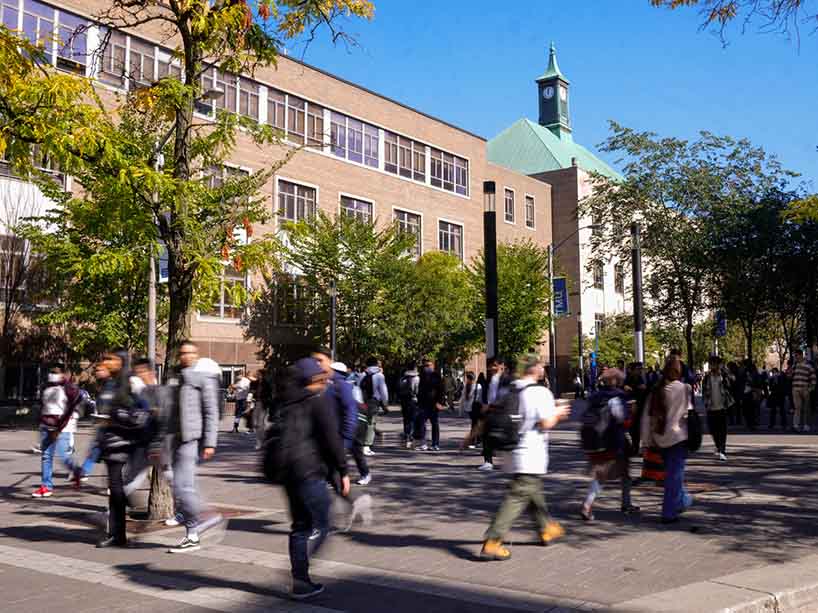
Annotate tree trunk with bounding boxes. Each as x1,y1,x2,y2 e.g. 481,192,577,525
147,466,174,520
684,315,695,371
164,260,194,377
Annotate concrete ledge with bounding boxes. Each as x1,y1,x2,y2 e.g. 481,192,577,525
612,554,818,612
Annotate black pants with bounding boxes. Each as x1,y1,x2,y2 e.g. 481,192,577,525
483,437,494,464
742,393,758,430
414,405,440,447
769,399,787,428
350,442,369,478
707,411,727,454
106,460,127,544
401,401,416,439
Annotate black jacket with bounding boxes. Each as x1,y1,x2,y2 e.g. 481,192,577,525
98,378,151,463
279,383,348,483
418,369,445,410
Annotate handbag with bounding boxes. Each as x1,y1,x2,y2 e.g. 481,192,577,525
686,408,703,452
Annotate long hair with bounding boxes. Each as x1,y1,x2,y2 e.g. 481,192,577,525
649,356,683,435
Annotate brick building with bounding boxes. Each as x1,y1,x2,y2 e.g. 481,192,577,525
0,0,554,391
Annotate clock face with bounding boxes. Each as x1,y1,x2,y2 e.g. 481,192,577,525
559,85,568,102
543,86,554,100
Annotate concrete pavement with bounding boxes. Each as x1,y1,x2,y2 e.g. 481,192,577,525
2,408,818,612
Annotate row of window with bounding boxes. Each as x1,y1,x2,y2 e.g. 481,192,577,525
277,179,463,261
503,188,536,229
592,262,626,294
13,0,473,199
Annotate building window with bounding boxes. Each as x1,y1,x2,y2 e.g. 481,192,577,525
398,136,412,179
394,209,421,259
413,143,426,182
267,89,286,132
56,11,87,74
340,196,373,224
454,156,468,195
196,67,216,115
504,188,515,223
238,77,259,120
614,264,625,294
430,149,442,188
593,262,604,290
157,51,181,80
384,131,398,173
330,112,347,158
128,37,156,88
442,152,454,191
364,124,379,168
99,29,127,87
347,118,363,163
274,273,313,326
306,103,324,147
525,195,535,228
203,265,245,320
1,1,19,31
438,220,463,260
23,0,55,64
215,70,238,115
278,179,316,222
286,95,306,143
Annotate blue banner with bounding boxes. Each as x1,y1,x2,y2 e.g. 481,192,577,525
553,277,569,317
715,311,727,338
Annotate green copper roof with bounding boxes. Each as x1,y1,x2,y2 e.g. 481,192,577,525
536,42,569,84
487,118,621,180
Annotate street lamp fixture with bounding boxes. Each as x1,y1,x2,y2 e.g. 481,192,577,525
483,181,498,361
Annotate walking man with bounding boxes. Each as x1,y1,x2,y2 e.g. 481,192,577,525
231,371,251,433
398,363,420,448
360,357,389,456
791,349,816,432
163,340,221,553
479,357,511,471
480,354,569,560
414,358,446,451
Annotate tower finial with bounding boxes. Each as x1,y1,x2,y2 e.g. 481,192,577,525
536,41,567,83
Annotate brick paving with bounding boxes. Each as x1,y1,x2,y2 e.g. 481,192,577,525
2,407,818,612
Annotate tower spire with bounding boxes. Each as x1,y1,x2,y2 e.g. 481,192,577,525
536,41,569,84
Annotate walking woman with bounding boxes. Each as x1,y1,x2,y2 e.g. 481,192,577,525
702,355,733,461
642,356,692,524
461,371,483,449
96,350,151,548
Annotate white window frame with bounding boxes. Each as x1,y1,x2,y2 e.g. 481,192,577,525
274,175,319,229
338,192,374,224
392,205,423,259
524,192,536,230
503,187,515,225
437,217,465,261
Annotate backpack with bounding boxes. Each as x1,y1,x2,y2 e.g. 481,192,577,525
360,373,374,402
261,397,310,484
483,383,539,451
398,375,417,403
580,395,621,452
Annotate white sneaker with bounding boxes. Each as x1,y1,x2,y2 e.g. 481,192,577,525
357,474,372,486
165,513,183,527
405,440,413,449
718,452,728,461
417,444,429,451
477,462,494,471
363,446,375,456
431,446,440,452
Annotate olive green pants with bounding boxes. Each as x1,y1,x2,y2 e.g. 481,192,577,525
485,474,550,540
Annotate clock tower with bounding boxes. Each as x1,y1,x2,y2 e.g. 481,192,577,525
536,42,571,140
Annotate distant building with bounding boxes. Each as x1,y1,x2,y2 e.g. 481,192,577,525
488,43,631,387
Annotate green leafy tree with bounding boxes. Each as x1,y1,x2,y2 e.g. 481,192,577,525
587,314,664,367
468,240,553,361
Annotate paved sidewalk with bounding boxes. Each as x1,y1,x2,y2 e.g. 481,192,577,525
2,409,818,612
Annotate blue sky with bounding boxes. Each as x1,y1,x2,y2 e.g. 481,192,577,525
286,1,817,189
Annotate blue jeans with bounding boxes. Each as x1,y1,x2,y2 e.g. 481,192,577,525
40,427,73,490
660,442,690,520
285,478,331,582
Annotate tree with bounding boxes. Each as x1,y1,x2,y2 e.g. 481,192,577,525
587,314,664,367
468,240,553,361
650,0,817,43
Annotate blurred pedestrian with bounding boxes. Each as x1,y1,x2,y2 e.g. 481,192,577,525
702,355,732,461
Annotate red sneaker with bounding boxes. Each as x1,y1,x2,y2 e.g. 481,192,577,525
31,486,53,498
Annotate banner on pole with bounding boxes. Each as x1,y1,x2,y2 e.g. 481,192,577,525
553,277,569,317
158,242,169,284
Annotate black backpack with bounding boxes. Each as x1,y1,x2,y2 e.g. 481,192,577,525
483,383,539,451
261,397,310,484
360,373,374,402
398,375,416,403
580,395,620,452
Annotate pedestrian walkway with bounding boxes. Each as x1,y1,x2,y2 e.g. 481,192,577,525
2,413,818,612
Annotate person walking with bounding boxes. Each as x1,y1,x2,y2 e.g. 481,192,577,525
702,355,732,461
580,368,639,521
95,350,152,548
360,357,389,456
414,358,446,451
32,366,82,498
478,357,512,470
791,349,816,432
278,358,350,599
462,371,483,449
398,363,420,449
161,340,221,553
231,371,251,433
624,362,648,455
480,354,569,561
642,356,692,524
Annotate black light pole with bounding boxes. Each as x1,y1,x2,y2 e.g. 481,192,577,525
483,181,499,361
631,222,645,363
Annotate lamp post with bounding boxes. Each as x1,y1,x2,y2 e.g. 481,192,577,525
483,181,499,361
147,87,224,371
630,222,644,364
329,279,337,361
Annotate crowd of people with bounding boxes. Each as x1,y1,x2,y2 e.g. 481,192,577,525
28,341,817,600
